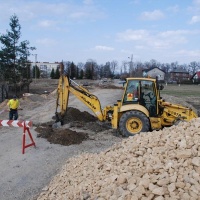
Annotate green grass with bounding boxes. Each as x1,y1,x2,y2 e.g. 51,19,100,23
160,84,200,97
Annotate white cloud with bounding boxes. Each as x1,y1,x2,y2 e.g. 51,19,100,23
140,10,165,20
167,5,179,13
158,30,191,44
175,49,200,57
188,0,200,13
194,0,200,5
130,0,140,4
189,15,200,24
83,0,93,5
95,45,114,51
117,29,149,41
159,30,190,37
121,49,130,53
36,38,57,46
69,12,89,19
38,20,56,28
135,45,145,49
0,0,105,24
117,29,199,50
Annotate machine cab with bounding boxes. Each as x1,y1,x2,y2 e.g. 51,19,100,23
122,78,158,117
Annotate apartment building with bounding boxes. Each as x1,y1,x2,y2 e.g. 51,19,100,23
30,62,60,77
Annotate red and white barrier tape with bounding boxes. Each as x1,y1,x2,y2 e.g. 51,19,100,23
0,120,32,128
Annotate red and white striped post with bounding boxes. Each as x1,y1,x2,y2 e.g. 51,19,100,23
0,120,36,154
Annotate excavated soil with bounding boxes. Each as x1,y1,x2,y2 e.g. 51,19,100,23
35,107,111,146
36,126,89,146
62,107,97,123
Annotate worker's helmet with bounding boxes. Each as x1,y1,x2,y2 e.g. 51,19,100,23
13,95,17,99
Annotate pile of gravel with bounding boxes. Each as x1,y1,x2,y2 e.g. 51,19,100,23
37,118,200,200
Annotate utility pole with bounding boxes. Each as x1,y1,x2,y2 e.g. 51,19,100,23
128,54,133,77
26,53,30,92
33,54,37,83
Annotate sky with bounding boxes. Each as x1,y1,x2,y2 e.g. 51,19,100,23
0,0,200,66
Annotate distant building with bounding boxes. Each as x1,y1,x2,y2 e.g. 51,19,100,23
30,62,60,78
142,67,165,81
169,68,189,82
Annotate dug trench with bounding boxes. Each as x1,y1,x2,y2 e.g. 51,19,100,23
35,107,115,145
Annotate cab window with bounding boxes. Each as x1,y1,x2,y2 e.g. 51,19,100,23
123,80,139,103
140,80,157,116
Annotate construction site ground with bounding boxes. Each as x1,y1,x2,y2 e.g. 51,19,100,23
0,79,199,200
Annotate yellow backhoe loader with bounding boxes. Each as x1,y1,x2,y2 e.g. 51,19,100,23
55,75,197,137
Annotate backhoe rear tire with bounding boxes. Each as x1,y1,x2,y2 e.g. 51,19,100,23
119,111,150,137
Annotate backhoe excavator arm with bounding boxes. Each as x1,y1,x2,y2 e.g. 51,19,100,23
55,75,105,124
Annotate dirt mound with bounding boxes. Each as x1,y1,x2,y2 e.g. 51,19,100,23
63,107,97,123
35,124,89,145
35,107,111,145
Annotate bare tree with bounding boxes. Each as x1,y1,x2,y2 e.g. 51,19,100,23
189,61,200,75
160,63,171,81
119,60,129,79
171,62,179,70
121,60,128,73
134,61,144,77
110,60,118,77
77,62,84,70
77,62,85,78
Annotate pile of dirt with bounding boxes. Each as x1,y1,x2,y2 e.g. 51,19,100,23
35,107,111,145
36,124,89,146
63,107,97,123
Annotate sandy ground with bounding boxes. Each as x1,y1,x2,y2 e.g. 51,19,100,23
0,81,124,200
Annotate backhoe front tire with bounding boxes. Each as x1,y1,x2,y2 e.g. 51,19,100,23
119,111,150,137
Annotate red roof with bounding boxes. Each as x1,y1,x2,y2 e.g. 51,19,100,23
197,71,200,78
